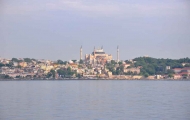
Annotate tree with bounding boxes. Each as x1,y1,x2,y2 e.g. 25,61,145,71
57,67,75,77
111,60,116,64
119,65,124,73
24,58,32,63
0,63,5,67
118,62,122,65
63,61,68,65
50,69,55,78
8,61,14,67
72,60,77,63
57,60,64,64
16,75,21,78
4,75,10,79
67,67,72,72
17,65,22,68
133,71,138,75
46,72,52,78
79,60,84,64
12,58,19,62
77,74,81,78
31,59,37,61
144,73,149,78
124,71,133,75
106,63,116,74
125,60,132,64
184,64,190,67
168,74,174,78
46,69,56,78
167,69,174,74
57,69,66,76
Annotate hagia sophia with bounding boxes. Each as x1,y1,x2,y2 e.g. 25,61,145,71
80,46,119,64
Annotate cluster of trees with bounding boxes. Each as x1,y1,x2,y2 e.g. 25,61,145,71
133,57,190,76
46,67,77,78
0,62,13,68
106,60,124,75
124,71,139,75
106,57,190,77
56,59,84,65
57,60,68,65
57,67,76,77
46,67,82,79
12,58,36,63
0,74,11,79
46,70,55,78
0,63,7,67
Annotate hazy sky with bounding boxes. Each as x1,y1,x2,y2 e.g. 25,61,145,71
0,0,190,61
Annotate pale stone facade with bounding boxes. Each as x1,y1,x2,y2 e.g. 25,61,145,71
123,68,140,74
85,47,112,64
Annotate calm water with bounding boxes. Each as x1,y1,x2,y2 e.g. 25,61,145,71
0,80,190,120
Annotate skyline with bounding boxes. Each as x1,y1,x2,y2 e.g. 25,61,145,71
1,0,190,60
0,45,190,61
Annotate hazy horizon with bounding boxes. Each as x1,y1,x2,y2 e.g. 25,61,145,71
1,0,190,61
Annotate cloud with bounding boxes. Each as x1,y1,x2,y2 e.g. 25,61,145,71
45,0,185,16
46,0,120,16
1,0,188,18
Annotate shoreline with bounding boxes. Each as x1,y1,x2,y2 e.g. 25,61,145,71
0,78,190,81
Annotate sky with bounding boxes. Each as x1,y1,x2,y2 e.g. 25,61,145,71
0,0,190,61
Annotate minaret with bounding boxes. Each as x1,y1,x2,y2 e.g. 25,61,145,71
117,46,119,62
80,46,82,60
94,46,95,56
94,46,96,65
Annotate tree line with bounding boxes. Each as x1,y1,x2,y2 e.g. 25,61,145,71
133,57,190,76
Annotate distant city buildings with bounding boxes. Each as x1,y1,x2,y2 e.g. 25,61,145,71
0,46,190,80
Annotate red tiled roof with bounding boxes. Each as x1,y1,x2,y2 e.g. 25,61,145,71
179,72,189,75
182,67,190,70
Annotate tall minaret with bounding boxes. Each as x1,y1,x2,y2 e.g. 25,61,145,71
80,46,82,60
94,46,96,65
94,46,95,56
117,46,119,62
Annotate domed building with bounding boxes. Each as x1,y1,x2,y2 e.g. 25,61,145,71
85,47,112,64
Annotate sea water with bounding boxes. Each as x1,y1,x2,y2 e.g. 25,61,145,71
0,80,190,120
